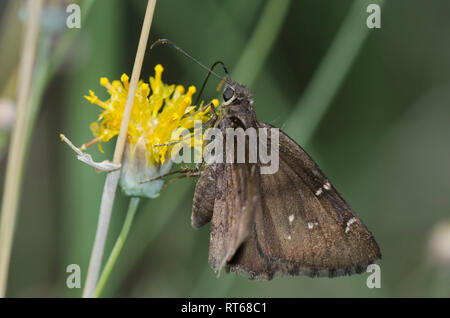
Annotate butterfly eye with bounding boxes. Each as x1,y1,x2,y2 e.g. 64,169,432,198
223,87,235,102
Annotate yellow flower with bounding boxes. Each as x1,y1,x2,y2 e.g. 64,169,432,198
84,64,218,198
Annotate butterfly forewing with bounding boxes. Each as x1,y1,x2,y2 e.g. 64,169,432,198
227,123,381,279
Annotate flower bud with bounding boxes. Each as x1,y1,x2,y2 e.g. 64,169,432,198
120,137,173,198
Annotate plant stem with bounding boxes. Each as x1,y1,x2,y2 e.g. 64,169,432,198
285,0,385,145
82,0,157,298
0,0,43,297
94,197,140,298
98,184,187,296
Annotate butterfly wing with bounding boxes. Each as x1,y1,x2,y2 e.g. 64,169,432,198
192,164,217,229
208,162,262,274
228,123,381,279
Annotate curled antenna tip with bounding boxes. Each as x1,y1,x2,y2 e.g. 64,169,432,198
150,38,170,50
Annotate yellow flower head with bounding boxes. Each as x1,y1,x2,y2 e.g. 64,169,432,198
85,64,218,165
85,64,219,198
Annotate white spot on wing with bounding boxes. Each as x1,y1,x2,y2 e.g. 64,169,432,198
307,222,318,230
287,235,291,240
323,182,331,190
315,188,323,196
288,214,294,224
345,217,357,233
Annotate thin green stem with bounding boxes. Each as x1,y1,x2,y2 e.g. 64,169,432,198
97,182,188,296
94,197,141,298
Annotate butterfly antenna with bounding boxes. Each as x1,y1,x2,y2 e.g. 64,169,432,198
195,61,230,105
150,39,232,86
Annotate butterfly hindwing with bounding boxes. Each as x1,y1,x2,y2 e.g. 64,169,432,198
192,164,217,229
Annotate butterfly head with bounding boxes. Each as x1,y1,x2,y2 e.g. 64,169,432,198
222,81,254,107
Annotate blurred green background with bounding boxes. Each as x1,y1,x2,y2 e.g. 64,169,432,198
0,0,449,297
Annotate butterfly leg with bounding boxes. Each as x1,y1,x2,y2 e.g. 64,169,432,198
139,167,201,184
160,170,202,190
205,108,218,127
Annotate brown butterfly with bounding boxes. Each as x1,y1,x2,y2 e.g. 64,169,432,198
192,82,381,280
151,40,381,280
